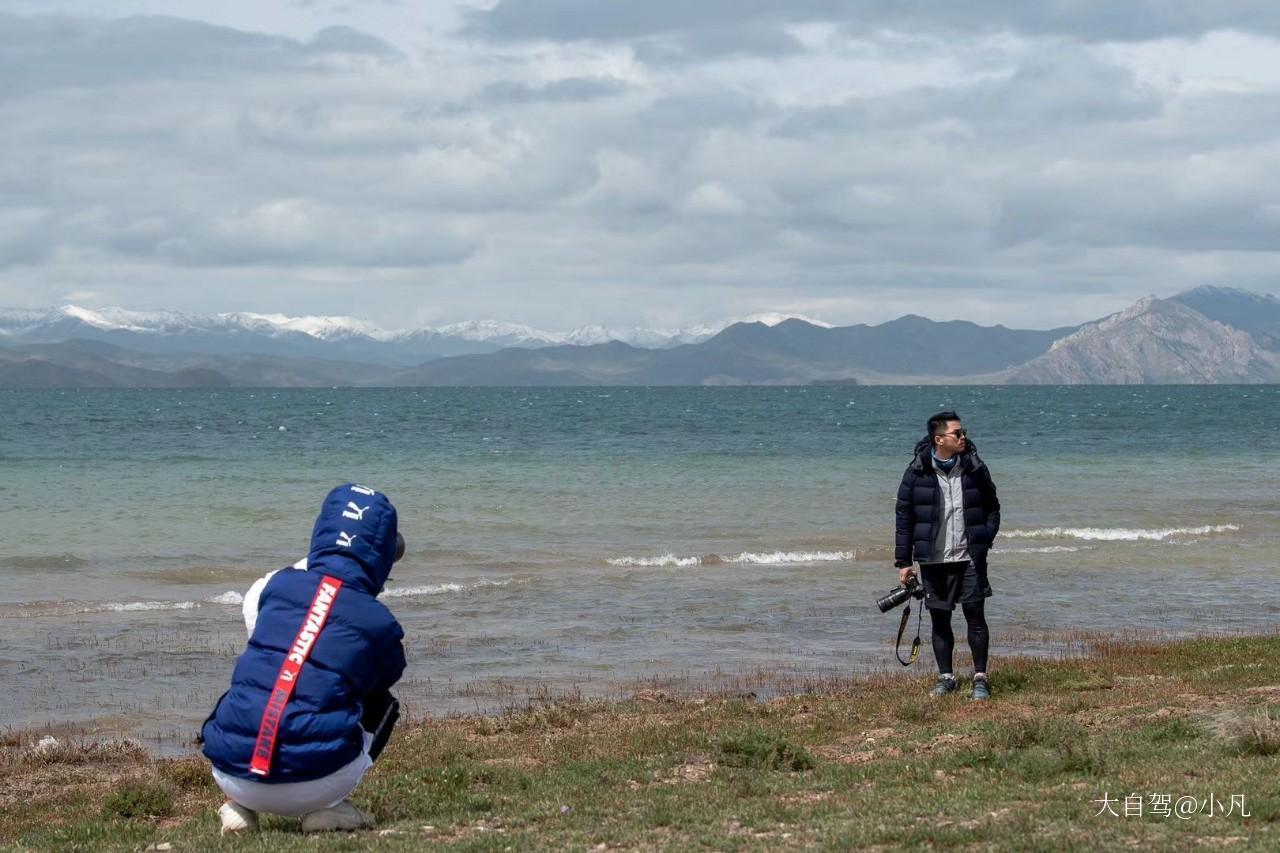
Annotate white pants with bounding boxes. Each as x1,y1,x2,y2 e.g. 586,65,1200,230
212,732,374,817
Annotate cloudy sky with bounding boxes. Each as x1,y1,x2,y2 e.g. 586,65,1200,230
2,1,1279,331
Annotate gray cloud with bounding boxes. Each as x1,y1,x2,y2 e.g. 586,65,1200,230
468,1,1280,45
307,25,405,57
465,76,630,109
1,7,1279,329
0,14,403,99
775,45,1161,140
98,202,477,268
0,15,473,273
631,22,806,63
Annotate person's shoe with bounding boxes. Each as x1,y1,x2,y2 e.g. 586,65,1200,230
219,801,259,835
301,800,376,833
930,675,959,697
971,675,991,701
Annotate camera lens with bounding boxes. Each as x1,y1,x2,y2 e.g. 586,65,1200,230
876,585,912,613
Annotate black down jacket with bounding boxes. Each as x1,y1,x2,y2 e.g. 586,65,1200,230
894,436,1001,568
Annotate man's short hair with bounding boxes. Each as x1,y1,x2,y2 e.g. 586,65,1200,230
927,410,961,439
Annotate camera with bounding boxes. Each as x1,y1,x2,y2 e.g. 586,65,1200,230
876,575,923,613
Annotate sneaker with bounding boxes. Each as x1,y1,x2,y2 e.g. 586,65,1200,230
301,800,376,833
930,675,958,697
219,801,259,836
971,675,991,701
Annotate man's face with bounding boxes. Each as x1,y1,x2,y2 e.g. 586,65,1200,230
934,420,967,454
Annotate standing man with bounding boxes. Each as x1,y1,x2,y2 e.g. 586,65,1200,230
894,412,1001,700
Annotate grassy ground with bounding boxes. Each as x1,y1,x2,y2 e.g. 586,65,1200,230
3,633,1279,851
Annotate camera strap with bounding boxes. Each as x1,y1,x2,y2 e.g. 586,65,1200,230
896,601,922,666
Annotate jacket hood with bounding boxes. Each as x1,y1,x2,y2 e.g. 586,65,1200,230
912,435,984,472
307,483,399,594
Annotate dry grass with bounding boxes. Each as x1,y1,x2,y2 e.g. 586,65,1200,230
3,632,1279,851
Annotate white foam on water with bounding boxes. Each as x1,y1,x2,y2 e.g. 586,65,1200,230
1003,524,1239,542
381,582,463,598
380,579,513,599
607,554,703,568
993,545,1086,554
91,600,198,613
24,580,511,615
607,550,854,568
724,550,855,565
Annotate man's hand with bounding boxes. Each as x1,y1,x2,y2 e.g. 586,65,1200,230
898,566,916,586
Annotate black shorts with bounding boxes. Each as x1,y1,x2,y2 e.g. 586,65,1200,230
920,560,992,611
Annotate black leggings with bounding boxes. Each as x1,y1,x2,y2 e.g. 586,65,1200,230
930,601,989,674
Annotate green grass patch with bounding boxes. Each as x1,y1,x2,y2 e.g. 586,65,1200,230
988,717,1087,751
1055,673,1114,692
100,779,174,820
717,730,814,772
1145,716,1204,744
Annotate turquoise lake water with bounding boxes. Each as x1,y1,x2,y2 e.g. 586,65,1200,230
2,386,1277,750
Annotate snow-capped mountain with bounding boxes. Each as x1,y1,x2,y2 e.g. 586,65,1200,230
0,306,420,365
0,305,392,341
0,305,834,365
227,312,391,342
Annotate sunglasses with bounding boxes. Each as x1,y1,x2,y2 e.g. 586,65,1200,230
940,429,967,438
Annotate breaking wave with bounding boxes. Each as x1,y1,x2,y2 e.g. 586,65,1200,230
2,598,210,618
1003,524,1239,542
606,554,706,568
725,550,855,565
380,579,513,599
91,600,198,613
7,580,515,618
607,550,856,568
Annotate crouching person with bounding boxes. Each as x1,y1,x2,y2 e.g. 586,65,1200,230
202,483,407,835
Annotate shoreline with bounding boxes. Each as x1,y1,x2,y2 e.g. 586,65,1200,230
4,630,1279,850
7,623,1271,759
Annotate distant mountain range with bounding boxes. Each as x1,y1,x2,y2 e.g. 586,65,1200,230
0,305,772,365
387,315,1076,386
2,287,1278,386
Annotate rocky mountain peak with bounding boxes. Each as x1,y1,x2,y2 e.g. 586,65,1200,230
1015,296,1280,384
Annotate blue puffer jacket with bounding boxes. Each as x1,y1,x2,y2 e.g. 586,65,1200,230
202,484,407,783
